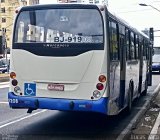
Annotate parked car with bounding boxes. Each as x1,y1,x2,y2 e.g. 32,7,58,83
152,55,160,73
0,58,9,73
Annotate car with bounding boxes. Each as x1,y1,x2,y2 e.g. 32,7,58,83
0,58,9,73
152,54,160,73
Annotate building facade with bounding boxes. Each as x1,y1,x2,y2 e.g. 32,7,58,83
0,0,39,55
58,0,105,4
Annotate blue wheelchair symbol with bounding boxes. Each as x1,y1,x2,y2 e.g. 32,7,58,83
24,83,36,96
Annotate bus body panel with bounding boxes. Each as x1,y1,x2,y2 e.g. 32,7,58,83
126,60,140,96
11,50,106,100
109,62,120,103
141,60,147,91
12,50,93,83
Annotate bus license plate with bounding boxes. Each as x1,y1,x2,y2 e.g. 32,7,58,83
47,84,64,91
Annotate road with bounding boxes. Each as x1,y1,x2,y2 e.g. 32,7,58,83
0,74,159,140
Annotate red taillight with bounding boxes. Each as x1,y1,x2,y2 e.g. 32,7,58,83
96,83,104,90
12,79,18,86
99,75,106,83
10,72,16,79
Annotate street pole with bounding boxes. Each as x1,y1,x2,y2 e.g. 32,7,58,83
139,3,160,86
139,3,160,13
148,28,154,86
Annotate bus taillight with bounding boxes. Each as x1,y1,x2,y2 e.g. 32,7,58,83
10,72,16,79
14,86,21,93
93,90,101,98
99,75,106,83
96,83,104,90
12,79,18,86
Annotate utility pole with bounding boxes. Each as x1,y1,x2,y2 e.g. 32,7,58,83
0,0,2,56
148,27,154,86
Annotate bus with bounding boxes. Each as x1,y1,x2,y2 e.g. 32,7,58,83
8,4,151,115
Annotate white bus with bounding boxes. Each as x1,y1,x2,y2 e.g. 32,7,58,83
8,4,151,115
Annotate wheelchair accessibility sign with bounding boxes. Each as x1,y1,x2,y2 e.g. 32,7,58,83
24,83,36,96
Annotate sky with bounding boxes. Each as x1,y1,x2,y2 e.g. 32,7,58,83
39,0,160,46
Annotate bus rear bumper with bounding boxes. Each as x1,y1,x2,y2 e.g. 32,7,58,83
8,92,108,115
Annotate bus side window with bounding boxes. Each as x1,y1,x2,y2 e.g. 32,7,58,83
17,21,24,43
109,21,119,61
146,41,149,60
118,24,125,70
135,35,139,60
139,38,142,59
125,29,130,60
130,32,135,60
143,40,146,60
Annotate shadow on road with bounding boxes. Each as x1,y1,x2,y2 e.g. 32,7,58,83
11,103,140,140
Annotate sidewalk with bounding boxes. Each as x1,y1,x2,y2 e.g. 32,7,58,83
0,73,9,82
128,85,160,140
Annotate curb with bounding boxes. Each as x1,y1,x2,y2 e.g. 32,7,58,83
116,84,160,140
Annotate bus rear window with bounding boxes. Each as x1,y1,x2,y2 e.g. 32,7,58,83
14,8,103,44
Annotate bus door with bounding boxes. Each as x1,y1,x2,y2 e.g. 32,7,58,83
141,39,147,90
109,20,121,109
118,24,126,109
139,38,143,93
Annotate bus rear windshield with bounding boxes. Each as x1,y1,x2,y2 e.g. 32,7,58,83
14,8,103,44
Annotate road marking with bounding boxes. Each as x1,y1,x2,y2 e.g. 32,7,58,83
148,112,160,140
0,102,8,104
0,82,9,85
0,85,9,89
0,110,47,129
0,82,9,89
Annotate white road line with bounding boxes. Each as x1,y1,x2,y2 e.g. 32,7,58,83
0,110,47,129
0,82,9,85
0,85,9,89
148,112,160,140
0,82,9,89
0,102,8,104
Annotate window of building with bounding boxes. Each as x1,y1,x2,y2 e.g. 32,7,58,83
2,18,6,23
1,0,5,2
1,8,5,13
2,28,6,33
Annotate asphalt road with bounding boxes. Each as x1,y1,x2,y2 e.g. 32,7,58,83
0,74,159,140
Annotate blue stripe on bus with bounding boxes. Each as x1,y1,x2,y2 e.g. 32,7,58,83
8,92,108,114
